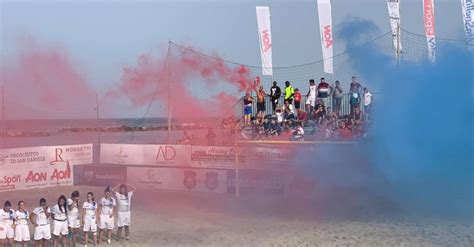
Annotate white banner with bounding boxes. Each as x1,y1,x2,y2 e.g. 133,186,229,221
317,0,334,74
0,144,91,192
423,0,436,62
100,143,145,165
47,144,93,166
256,6,273,76
387,0,403,57
0,146,48,170
143,144,191,166
462,0,474,46
191,146,241,169
127,167,227,193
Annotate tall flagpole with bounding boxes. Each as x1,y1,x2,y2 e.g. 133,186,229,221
95,93,101,164
1,85,5,147
167,40,172,145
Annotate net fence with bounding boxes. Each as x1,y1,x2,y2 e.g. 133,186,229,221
119,29,466,144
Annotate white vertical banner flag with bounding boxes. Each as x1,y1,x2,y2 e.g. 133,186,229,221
387,0,403,57
423,0,436,62
461,0,474,46
256,6,273,76
317,0,334,74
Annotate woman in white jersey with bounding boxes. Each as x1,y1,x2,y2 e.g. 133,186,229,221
112,183,135,241
67,190,81,247
14,200,30,246
30,198,51,247
0,201,15,247
82,192,99,247
98,187,116,244
52,195,69,247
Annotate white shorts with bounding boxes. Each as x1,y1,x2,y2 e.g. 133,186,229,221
53,220,69,236
0,225,14,239
14,224,30,242
99,215,114,230
117,211,131,227
83,216,97,233
34,224,51,240
306,97,316,107
68,217,81,229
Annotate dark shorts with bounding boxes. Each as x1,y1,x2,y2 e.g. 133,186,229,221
244,106,252,115
285,98,293,104
257,102,265,112
294,101,301,109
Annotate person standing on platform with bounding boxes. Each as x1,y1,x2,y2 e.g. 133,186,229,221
284,81,295,104
270,81,281,114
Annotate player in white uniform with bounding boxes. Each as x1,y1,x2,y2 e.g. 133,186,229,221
98,187,116,244
67,190,81,247
113,183,135,241
14,200,30,246
30,198,51,247
52,195,69,247
0,201,15,247
82,192,99,247
306,79,317,112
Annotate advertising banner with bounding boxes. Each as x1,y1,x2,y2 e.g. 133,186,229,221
387,0,403,56
317,0,334,74
75,165,127,186
47,144,93,166
462,0,474,46
256,6,273,76
100,143,294,168
0,144,92,192
127,167,227,193
227,169,285,195
0,146,48,170
423,0,436,62
190,146,244,168
143,144,191,166
100,143,144,165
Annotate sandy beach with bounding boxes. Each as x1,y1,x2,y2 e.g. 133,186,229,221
1,185,472,247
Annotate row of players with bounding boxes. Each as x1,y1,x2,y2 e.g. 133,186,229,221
0,184,135,247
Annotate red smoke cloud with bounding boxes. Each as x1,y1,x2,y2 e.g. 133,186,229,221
1,37,96,120
107,45,259,121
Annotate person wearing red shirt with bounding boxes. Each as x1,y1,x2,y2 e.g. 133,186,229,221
294,88,302,110
338,121,353,140
297,109,307,126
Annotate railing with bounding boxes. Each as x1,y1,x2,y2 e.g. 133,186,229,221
245,93,358,117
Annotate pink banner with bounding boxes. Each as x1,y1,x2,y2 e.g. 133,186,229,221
423,0,436,62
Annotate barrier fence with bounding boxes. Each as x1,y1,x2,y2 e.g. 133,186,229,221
1,142,357,195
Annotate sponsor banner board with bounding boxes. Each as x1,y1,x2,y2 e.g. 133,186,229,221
75,165,127,186
100,143,144,165
127,167,227,193
227,169,285,195
0,144,92,192
143,144,191,166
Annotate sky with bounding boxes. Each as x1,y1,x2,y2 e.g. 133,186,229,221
0,0,467,118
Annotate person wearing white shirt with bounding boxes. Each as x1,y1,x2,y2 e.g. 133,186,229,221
67,190,81,247
363,87,373,120
98,187,116,245
112,183,135,241
306,79,317,112
82,192,99,247
52,195,69,247
30,198,51,246
0,201,15,246
14,200,30,245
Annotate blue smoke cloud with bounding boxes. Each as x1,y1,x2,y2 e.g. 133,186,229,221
337,18,473,219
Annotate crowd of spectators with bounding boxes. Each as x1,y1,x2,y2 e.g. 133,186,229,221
175,76,374,145
237,76,374,142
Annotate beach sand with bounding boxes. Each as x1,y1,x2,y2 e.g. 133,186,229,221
1,185,472,247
